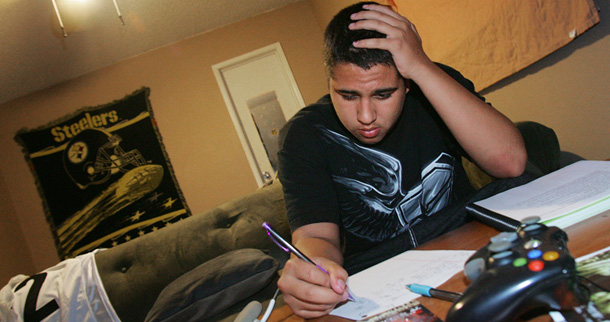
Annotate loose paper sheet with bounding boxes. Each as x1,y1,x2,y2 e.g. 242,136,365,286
330,250,474,320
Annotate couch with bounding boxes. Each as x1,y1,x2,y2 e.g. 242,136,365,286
94,180,290,322
93,121,580,322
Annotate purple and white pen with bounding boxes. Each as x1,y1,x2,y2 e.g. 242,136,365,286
262,222,355,301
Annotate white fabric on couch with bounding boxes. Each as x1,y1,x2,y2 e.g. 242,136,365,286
0,249,119,322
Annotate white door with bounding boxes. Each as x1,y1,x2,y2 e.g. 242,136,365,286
212,43,305,186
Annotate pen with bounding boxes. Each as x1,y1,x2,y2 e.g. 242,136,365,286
406,284,462,302
262,222,355,301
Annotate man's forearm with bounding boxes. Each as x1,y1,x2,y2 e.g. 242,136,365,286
411,62,527,177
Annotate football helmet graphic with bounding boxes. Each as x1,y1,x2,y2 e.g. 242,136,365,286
63,128,147,189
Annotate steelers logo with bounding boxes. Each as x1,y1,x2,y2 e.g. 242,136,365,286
67,141,88,164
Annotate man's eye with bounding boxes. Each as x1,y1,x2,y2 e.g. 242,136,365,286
375,93,392,100
342,95,357,101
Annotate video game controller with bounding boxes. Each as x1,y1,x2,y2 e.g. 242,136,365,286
446,216,589,322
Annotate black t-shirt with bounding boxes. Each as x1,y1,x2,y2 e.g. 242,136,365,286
278,64,481,258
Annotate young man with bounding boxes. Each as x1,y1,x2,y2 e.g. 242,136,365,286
277,2,527,318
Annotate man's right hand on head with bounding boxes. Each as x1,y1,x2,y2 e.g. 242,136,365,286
277,256,350,318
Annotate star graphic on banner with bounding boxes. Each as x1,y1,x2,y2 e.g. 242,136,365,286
129,210,146,222
147,191,162,204
163,197,176,209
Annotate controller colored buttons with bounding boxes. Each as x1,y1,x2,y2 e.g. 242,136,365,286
527,249,543,259
543,251,560,261
513,257,527,267
524,239,541,249
447,223,579,322
528,260,545,271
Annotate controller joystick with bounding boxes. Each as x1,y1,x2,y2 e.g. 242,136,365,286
446,217,589,322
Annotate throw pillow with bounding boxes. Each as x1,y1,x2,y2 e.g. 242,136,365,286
144,248,279,322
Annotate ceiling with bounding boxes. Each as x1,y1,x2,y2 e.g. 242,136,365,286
0,0,302,105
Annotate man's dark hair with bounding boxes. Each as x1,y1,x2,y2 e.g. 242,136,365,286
323,1,395,78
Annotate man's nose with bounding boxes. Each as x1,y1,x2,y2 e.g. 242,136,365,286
357,100,376,125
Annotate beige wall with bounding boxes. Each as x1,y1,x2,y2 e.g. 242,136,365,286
309,0,361,30
482,1,609,161
0,172,35,280
0,1,328,281
1,0,609,283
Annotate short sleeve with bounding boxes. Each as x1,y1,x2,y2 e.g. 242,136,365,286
278,114,341,230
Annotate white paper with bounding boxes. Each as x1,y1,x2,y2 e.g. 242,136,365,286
330,250,474,320
475,161,610,228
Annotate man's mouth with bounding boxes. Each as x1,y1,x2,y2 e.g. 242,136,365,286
359,127,380,138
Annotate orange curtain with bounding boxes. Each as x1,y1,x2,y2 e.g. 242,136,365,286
391,0,600,91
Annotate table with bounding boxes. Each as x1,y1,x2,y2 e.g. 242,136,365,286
267,210,610,322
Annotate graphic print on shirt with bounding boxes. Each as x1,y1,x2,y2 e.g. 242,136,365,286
318,127,454,245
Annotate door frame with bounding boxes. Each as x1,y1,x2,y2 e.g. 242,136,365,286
212,43,305,186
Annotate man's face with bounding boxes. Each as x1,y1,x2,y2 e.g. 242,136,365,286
329,63,407,145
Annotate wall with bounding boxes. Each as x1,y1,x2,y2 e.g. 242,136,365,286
482,0,609,161
309,0,361,30
0,172,35,280
1,0,609,284
0,1,328,282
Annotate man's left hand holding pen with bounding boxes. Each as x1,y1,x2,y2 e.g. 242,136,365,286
274,222,353,319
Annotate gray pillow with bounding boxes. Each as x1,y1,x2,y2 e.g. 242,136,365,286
144,248,279,322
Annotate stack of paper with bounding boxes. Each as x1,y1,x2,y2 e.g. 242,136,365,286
473,161,610,229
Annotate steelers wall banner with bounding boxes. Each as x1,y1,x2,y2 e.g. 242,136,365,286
15,88,190,259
